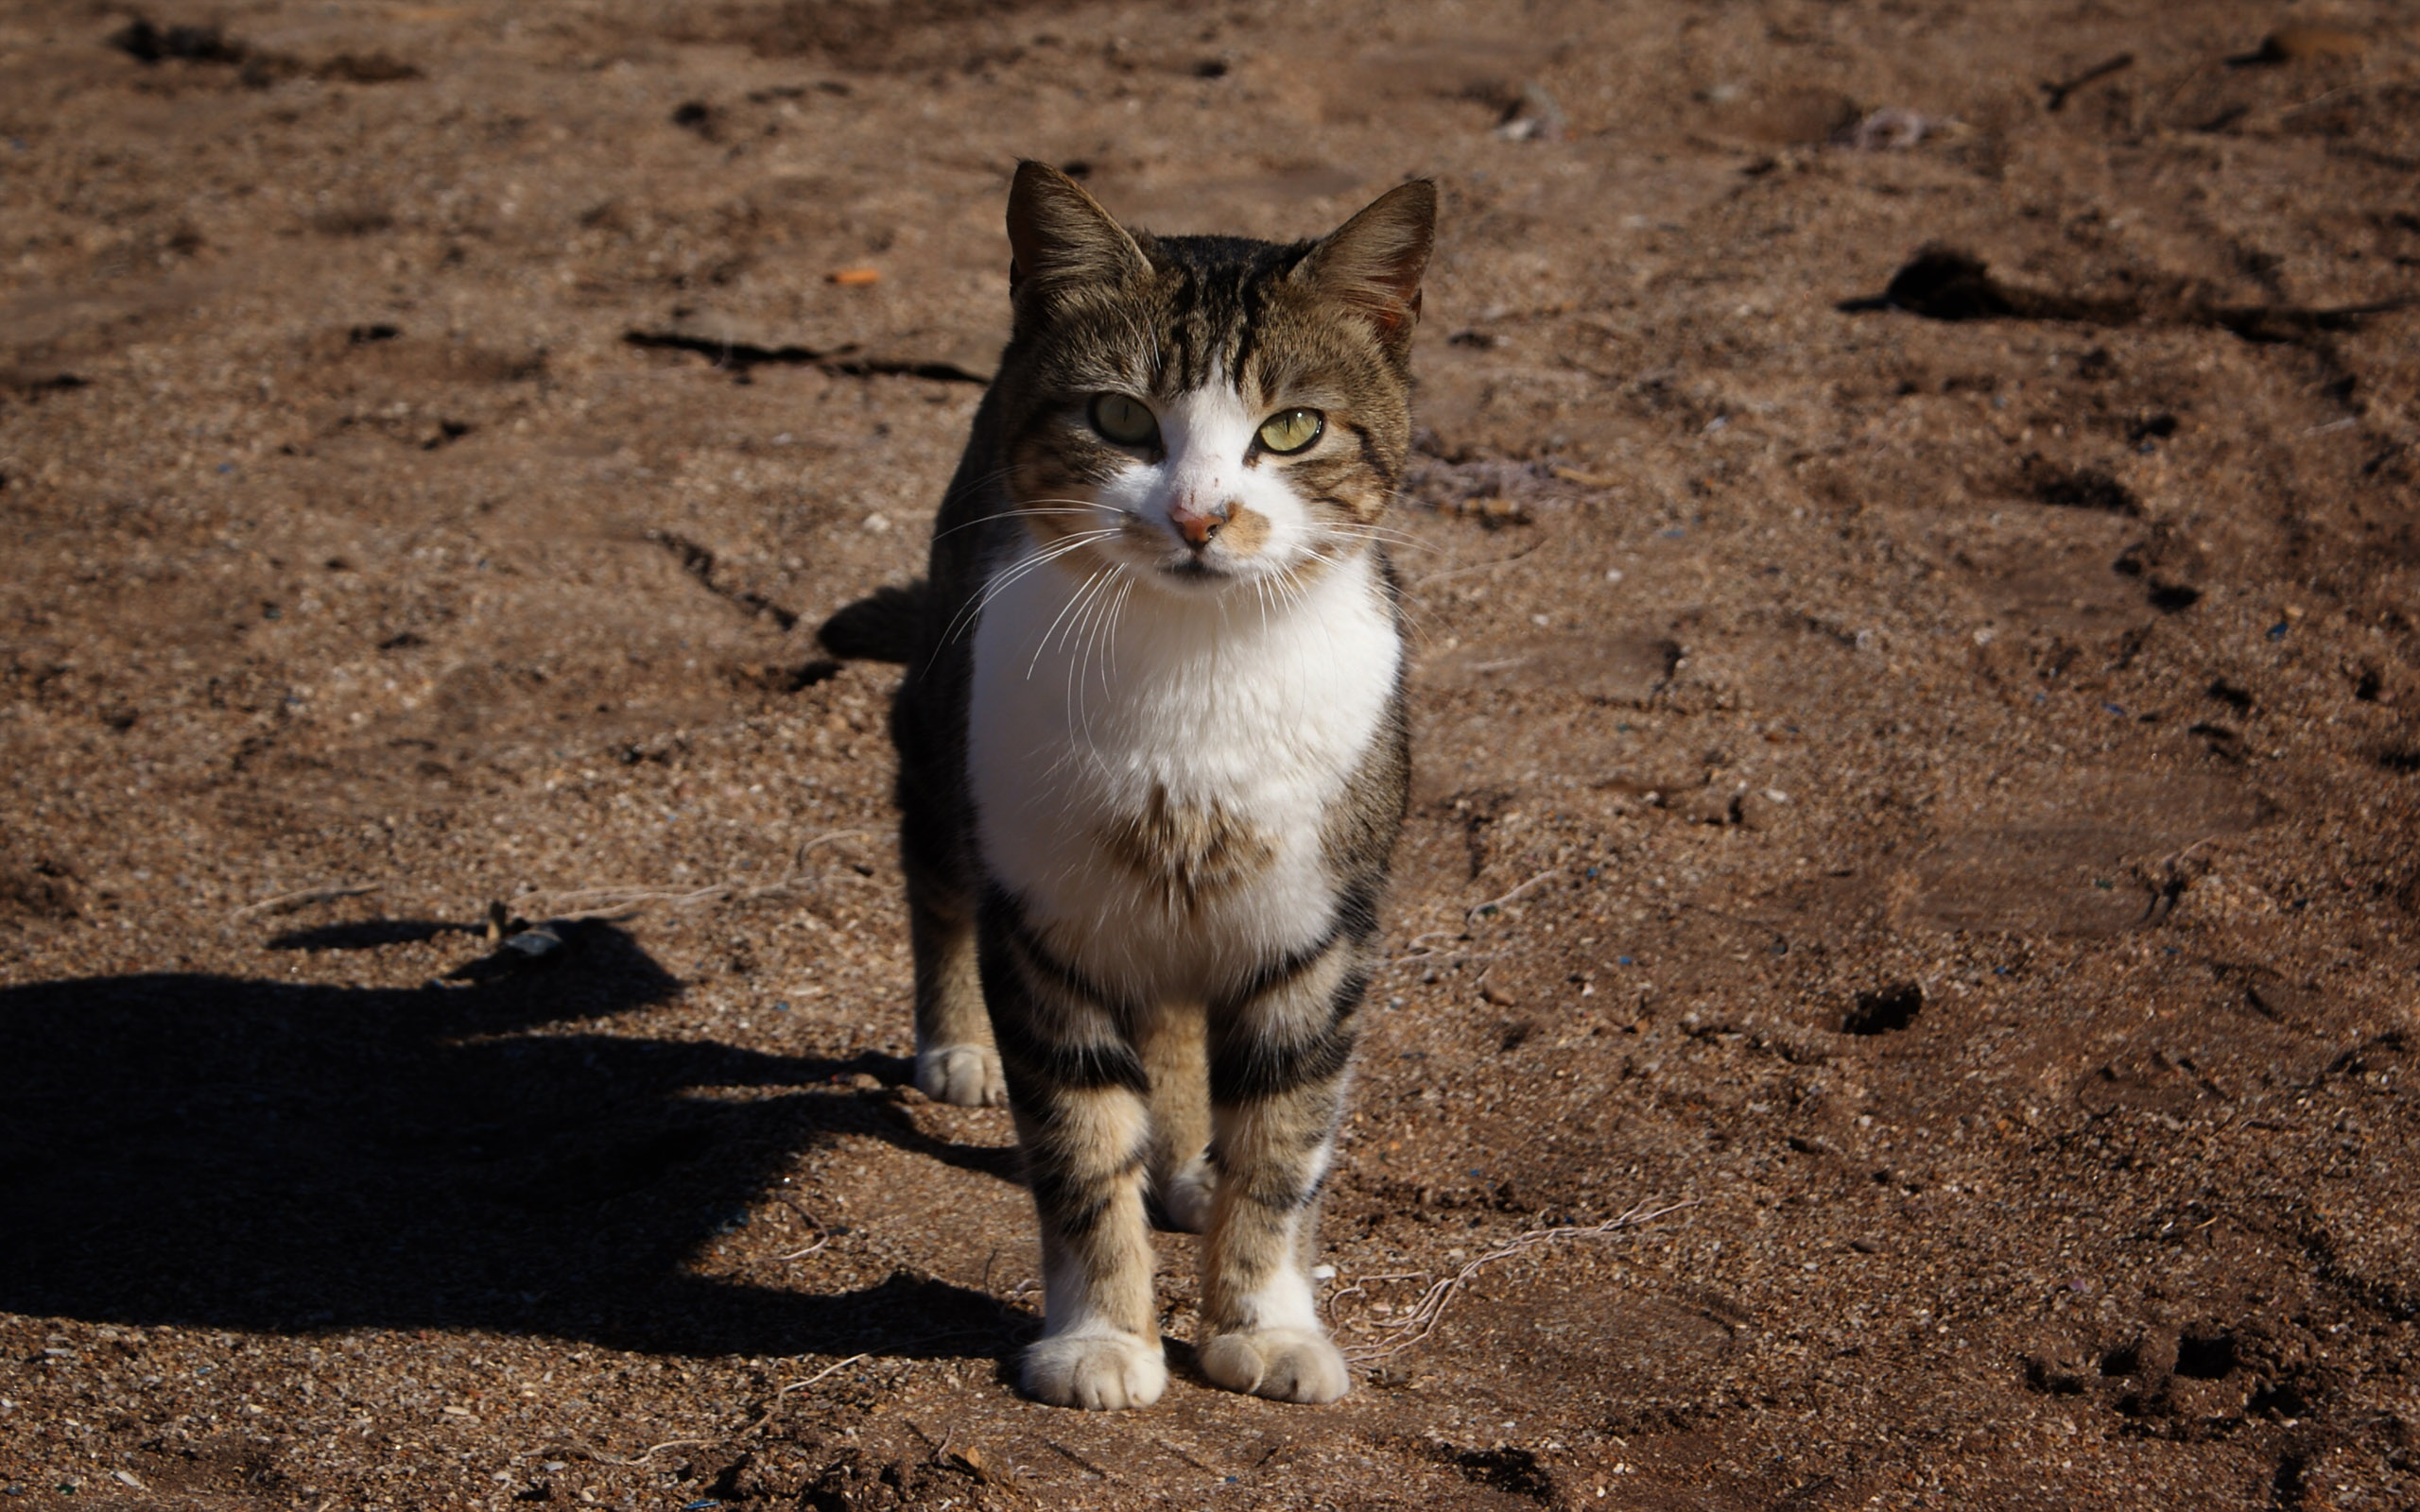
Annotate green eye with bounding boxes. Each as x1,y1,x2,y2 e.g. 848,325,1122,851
1089,392,1159,447
1257,407,1323,455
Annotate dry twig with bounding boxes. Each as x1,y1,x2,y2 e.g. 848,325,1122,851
2039,51,2134,112
1042,1438,1119,1483
1396,929,1466,955
771,1196,832,1261
508,830,871,923
232,882,381,920
1384,931,1510,970
572,1351,873,1466
1335,1200,1699,1363
1383,868,1566,969
1464,867,1563,925
1412,537,1547,588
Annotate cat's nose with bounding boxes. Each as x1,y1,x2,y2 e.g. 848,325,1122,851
1169,499,1227,550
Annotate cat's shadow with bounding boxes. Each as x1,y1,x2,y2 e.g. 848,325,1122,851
0,920,1014,1360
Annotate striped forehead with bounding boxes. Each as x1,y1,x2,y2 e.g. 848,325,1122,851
1153,284,1253,394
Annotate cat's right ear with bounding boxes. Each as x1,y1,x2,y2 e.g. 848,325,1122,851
1006,161,1149,301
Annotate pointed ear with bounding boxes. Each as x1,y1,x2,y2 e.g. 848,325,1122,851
1006,160,1149,300
1299,180,1436,338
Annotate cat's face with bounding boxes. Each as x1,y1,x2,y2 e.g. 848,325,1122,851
992,165,1435,597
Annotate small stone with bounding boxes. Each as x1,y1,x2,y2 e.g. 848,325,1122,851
1495,83,1567,143
1679,786,1737,825
2243,27,2366,63
502,924,562,960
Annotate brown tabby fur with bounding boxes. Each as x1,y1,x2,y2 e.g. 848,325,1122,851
821,162,1432,1408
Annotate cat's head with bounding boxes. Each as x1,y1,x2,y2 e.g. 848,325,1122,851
990,162,1434,596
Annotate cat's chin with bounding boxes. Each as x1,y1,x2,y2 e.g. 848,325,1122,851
1142,555,1311,595
1157,558,1236,585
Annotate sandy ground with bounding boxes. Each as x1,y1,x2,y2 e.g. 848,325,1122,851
4,1,2418,1507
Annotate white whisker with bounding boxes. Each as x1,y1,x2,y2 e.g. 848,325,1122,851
1332,524,1436,554
1100,573,1134,699
1064,563,1122,739
940,528,1122,649
929,505,1116,542
1030,565,1109,680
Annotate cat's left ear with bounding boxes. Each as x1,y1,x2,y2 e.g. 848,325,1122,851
1299,180,1437,344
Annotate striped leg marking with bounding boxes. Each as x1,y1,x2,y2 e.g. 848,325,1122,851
980,891,1166,1409
1197,934,1368,1403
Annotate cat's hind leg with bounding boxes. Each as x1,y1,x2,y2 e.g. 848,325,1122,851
980,891,1166,1409
1136,1003,1215,1233
906,875,1003,1106
891,651,1004,1108
1196,936,1364,1404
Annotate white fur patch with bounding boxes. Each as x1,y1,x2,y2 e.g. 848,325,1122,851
968,536,1397,1001
1233,1262,1322,1333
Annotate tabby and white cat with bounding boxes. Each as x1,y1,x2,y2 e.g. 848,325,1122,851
827,162,1432,1409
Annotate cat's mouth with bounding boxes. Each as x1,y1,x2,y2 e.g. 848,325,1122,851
1153,553,1280,591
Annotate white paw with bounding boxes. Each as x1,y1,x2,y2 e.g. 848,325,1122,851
1021,1332,1167,1410
1199,1328,1349,1403
915,1044,1005,1107
1160,1156,1215,1234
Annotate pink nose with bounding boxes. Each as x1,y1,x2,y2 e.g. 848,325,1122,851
1169,500,1227,550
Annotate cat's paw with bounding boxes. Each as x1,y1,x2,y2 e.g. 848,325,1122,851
1159,1155,1215,1234
1021,1332,1167,1410
1198,1328,1349,1403
915,1044,1005,1107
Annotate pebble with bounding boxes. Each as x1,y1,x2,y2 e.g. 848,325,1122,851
1495,83,1566,143
502,925,562,960
2247,27,2367,63
1838,107,1934,151
1736,790,1782,831
1680,787,1737,825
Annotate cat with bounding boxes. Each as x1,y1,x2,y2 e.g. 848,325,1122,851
821,161,1432,1410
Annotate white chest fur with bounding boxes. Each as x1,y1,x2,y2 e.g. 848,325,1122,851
967,549,1399,998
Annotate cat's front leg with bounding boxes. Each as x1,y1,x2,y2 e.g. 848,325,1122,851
979,895,1166,1409
1196,937,1364,1404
